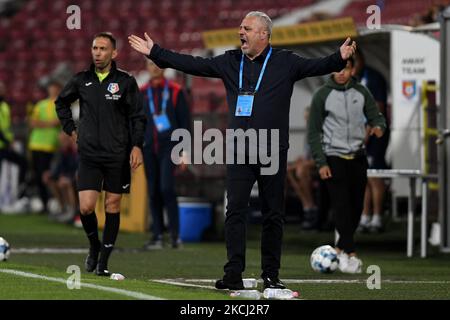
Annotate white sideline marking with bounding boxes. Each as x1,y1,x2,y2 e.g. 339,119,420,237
12,248,88,254
152,279,216,290
177,278,450,285
0,269,164,300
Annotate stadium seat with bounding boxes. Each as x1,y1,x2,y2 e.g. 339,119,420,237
1,0,435,116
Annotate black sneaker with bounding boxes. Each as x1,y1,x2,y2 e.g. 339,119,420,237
95,264,111,277
263,277,286,289
301,209,319,231
85,245,100,272
215,276,244,290
171,238,183,249
143,239,163,250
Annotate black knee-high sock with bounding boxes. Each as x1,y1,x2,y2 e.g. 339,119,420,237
80,211,100,249
99,212,120,267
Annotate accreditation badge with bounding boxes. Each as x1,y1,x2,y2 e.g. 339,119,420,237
235,93,254,117
153,114,171,132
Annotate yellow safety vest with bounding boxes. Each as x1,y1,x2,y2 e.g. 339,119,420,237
0,101,13,149
28,99,60,152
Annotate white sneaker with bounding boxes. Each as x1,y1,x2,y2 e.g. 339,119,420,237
357,215,371,233
360,214,370,226
369,215,383,233
428,223,441,246
341,256,363,274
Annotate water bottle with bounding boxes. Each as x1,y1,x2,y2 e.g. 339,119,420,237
230,290,262,300
110,273,125,281
243,278,258,289
262,288,299,300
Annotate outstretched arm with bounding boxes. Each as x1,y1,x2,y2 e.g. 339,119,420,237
291,37,357,80
128,33,223,78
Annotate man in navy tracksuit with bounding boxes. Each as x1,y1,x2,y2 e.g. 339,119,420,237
140,60,191,249
130,11,357,290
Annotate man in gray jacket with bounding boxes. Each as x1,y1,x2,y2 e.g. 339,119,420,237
307,57,386,273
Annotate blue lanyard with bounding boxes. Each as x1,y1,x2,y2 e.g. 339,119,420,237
147,81,169,114
239,47,272,92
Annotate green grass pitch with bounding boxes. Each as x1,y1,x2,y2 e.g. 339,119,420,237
0,214,449,300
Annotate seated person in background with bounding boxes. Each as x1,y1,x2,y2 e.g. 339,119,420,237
43,132,78,223
287,107,319,230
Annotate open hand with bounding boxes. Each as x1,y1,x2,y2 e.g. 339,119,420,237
128,32,154,56
340,37,357,60
319,165,332,180
130,146,143,170
369,126,384,138
70,131,78,145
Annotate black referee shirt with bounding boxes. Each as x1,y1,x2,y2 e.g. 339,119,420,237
56,61,146,162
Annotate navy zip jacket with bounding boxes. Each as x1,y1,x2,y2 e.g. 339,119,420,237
56,61,146,162
148,44,346,152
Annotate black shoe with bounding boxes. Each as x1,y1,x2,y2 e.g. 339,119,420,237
301,219,319,231
301,209,319,230
171,238,183,249
215,278,244,290
85,245,100,272
263,277,286,289
95,264,111,277
369,224,385,234
356,223,371,234
143,239,163,250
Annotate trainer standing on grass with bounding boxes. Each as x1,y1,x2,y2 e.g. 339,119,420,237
56,32,146,276
129,11,356,290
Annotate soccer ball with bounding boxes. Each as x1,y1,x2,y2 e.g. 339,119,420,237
310,245,338,273
0,237,11,261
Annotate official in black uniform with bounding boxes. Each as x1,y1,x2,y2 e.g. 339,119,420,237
56,32,146,276
130,11,356,290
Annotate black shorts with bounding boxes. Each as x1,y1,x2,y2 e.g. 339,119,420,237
77,158,130,194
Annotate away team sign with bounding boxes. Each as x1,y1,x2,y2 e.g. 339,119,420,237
202,17,357,49
389,30,440,197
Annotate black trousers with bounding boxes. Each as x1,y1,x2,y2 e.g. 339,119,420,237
325,156,368,253
224,150,287,280
31,151,54,211
143,145,179,241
